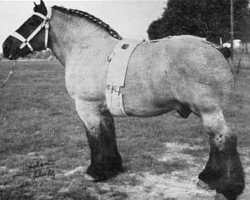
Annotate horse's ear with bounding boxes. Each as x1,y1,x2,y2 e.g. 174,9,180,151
33,0,47,15
40,0,45,7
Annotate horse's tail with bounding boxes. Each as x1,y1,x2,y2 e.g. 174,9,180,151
218,47,240,79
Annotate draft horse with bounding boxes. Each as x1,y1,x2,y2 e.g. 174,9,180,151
2,1,244,199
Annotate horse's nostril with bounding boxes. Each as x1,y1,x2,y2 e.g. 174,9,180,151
2,42,10,58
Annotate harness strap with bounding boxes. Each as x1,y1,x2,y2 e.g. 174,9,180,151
33,12,47,20
44,22,49,49
106,39,142,116
10,32,34,51
44,8,52,49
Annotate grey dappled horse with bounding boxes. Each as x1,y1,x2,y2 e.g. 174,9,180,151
2,1,244,199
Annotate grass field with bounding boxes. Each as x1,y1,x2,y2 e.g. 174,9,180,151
0,59,250,200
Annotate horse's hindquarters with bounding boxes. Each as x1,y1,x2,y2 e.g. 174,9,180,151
121,36,234,118
120,40,176,117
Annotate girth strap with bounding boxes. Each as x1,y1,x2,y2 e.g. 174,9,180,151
106,39,142,116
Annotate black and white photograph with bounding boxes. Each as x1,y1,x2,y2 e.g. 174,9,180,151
0,0,249,199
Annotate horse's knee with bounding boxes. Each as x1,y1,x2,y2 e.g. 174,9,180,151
75,100,101,136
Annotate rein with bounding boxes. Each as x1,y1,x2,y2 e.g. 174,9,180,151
0,61,16,88
10,8,51,52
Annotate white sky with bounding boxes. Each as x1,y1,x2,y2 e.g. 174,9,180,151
0,0,166,53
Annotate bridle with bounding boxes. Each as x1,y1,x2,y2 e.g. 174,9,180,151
10,8,51,52
1,8,51,88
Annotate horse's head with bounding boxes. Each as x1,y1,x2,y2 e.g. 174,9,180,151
2,0,50,60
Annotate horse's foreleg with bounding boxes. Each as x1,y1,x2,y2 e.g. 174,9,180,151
75,99,123,181
199,110,244,200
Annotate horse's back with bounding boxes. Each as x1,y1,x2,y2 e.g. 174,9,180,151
122,35,234,117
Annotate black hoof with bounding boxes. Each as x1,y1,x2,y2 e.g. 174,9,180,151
198,156,245,199
199,170,244,200
198,166,218,189
216,178,245,200
86,162,123,182
199,134,245,199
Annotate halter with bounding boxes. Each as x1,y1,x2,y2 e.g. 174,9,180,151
10,8,51,52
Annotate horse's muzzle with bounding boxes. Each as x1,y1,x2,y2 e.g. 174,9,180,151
2,37,22,60
2,40,10,59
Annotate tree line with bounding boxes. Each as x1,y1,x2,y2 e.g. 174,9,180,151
148,0,250,44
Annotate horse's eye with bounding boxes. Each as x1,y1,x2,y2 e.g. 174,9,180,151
28,20,38,26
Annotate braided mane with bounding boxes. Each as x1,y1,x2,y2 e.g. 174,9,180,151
52,6,122,40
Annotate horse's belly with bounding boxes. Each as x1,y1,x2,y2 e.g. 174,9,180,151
121,80,177,117
120,42,176,117
121,66,176,117
123,99,177,117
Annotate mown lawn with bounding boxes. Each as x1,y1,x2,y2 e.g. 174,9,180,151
0,59,249,200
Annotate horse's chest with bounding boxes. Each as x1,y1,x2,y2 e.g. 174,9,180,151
65,64,106,101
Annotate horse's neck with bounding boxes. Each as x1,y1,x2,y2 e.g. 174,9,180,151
48,10,116,65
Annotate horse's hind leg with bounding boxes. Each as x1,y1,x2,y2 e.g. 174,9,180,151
199,109,244,199
75,99,123,181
